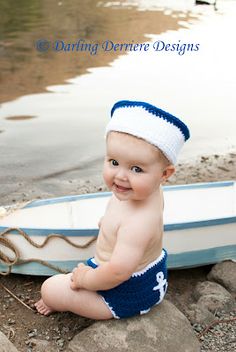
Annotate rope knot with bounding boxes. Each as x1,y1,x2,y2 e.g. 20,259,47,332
0,228,20,275
0,227,97,276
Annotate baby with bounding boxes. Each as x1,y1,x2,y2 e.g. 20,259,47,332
35,100,190,319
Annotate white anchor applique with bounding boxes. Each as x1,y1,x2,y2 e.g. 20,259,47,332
153,271,167,304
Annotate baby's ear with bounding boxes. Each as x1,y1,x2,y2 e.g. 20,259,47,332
162,165,175,183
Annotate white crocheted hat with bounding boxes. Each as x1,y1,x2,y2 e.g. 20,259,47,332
105,100,190,165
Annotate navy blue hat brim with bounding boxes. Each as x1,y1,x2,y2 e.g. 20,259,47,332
111,100,190,141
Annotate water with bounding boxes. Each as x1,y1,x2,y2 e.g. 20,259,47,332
0,0,235,189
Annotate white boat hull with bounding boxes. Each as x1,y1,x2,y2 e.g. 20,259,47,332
0,181,235,275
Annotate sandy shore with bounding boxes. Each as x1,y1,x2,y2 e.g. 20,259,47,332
1,151,235,206
167,152,236,185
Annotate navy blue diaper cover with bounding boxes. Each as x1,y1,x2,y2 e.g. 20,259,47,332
87,248,168,319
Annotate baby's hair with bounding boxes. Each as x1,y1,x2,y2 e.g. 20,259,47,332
158,148,172,167
107,131,172,167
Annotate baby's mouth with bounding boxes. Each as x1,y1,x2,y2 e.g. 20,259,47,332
114,183,132,192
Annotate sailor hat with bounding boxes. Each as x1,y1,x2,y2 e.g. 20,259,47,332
105,100,190,164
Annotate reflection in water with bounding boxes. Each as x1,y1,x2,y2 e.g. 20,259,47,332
98,0,217,12
0,0,197,103
0,0,42,39
99,0,196,11
5,115,36,121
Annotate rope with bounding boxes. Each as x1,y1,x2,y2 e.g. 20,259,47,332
0,227,97,276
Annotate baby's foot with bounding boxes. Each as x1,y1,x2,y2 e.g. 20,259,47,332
35,298,54,316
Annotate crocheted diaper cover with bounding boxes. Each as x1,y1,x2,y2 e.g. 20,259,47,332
87,248,168,319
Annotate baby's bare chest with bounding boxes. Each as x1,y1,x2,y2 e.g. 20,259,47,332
99,211,121,246
98,202,130,246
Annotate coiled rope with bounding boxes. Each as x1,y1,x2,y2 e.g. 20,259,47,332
0,227,97,276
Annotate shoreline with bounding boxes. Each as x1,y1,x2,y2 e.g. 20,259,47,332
0,151,235,206
166,151,236,185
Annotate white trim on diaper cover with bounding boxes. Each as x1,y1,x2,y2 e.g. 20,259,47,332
90,249,167,319
91,249,166,278
100,297,120,319
132,249,166,277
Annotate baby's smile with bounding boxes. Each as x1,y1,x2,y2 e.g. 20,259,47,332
114,183,132,193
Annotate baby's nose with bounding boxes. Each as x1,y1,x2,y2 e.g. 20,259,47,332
116,168,128,181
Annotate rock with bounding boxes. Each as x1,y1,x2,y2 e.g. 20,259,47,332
26,338,55,352
185,303,215,325
186,280,235,325
207,261,236,295
193,281,234,313
66,300,200,352
193,281,233,301
197,294,234,313
0,331,19,352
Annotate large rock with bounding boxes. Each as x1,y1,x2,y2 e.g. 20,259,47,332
0,331,19,352
185,303,215,325
207,260,236,295
193,281,234,313
26,338,56,352
186,280,235,325
66,300,200,352
197,294,233,314
193,281,233,301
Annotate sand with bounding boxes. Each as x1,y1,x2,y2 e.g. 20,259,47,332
0,151,235,207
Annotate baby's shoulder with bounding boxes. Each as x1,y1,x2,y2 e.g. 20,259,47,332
134,200,162,220
124,206,162,232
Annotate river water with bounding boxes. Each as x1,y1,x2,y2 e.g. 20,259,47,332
0,0,235,188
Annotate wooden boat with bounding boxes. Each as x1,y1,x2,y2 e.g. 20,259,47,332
0,181,235,276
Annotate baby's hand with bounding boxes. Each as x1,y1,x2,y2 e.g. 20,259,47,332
70,263,92,290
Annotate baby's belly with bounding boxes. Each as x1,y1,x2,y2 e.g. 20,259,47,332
94,251,112,265
94,231,116,264
94,245,163,272
95,229,163,271
135,247,163,272
94,242,113,265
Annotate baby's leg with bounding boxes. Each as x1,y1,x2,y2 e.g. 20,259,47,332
35,273,113,320
35,274,71,315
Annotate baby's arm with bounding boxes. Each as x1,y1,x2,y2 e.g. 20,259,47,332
98,217,103,228
72,221,152,291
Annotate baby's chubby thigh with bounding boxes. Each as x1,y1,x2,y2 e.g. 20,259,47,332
41,273,73,311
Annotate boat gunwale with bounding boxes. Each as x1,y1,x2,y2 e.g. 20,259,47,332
0,180,235,236
22,180,235,209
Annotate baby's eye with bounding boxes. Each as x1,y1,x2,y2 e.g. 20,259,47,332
131,166,143,173
110,159,119,166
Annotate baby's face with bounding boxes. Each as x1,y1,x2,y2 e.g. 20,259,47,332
103,132,168,201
